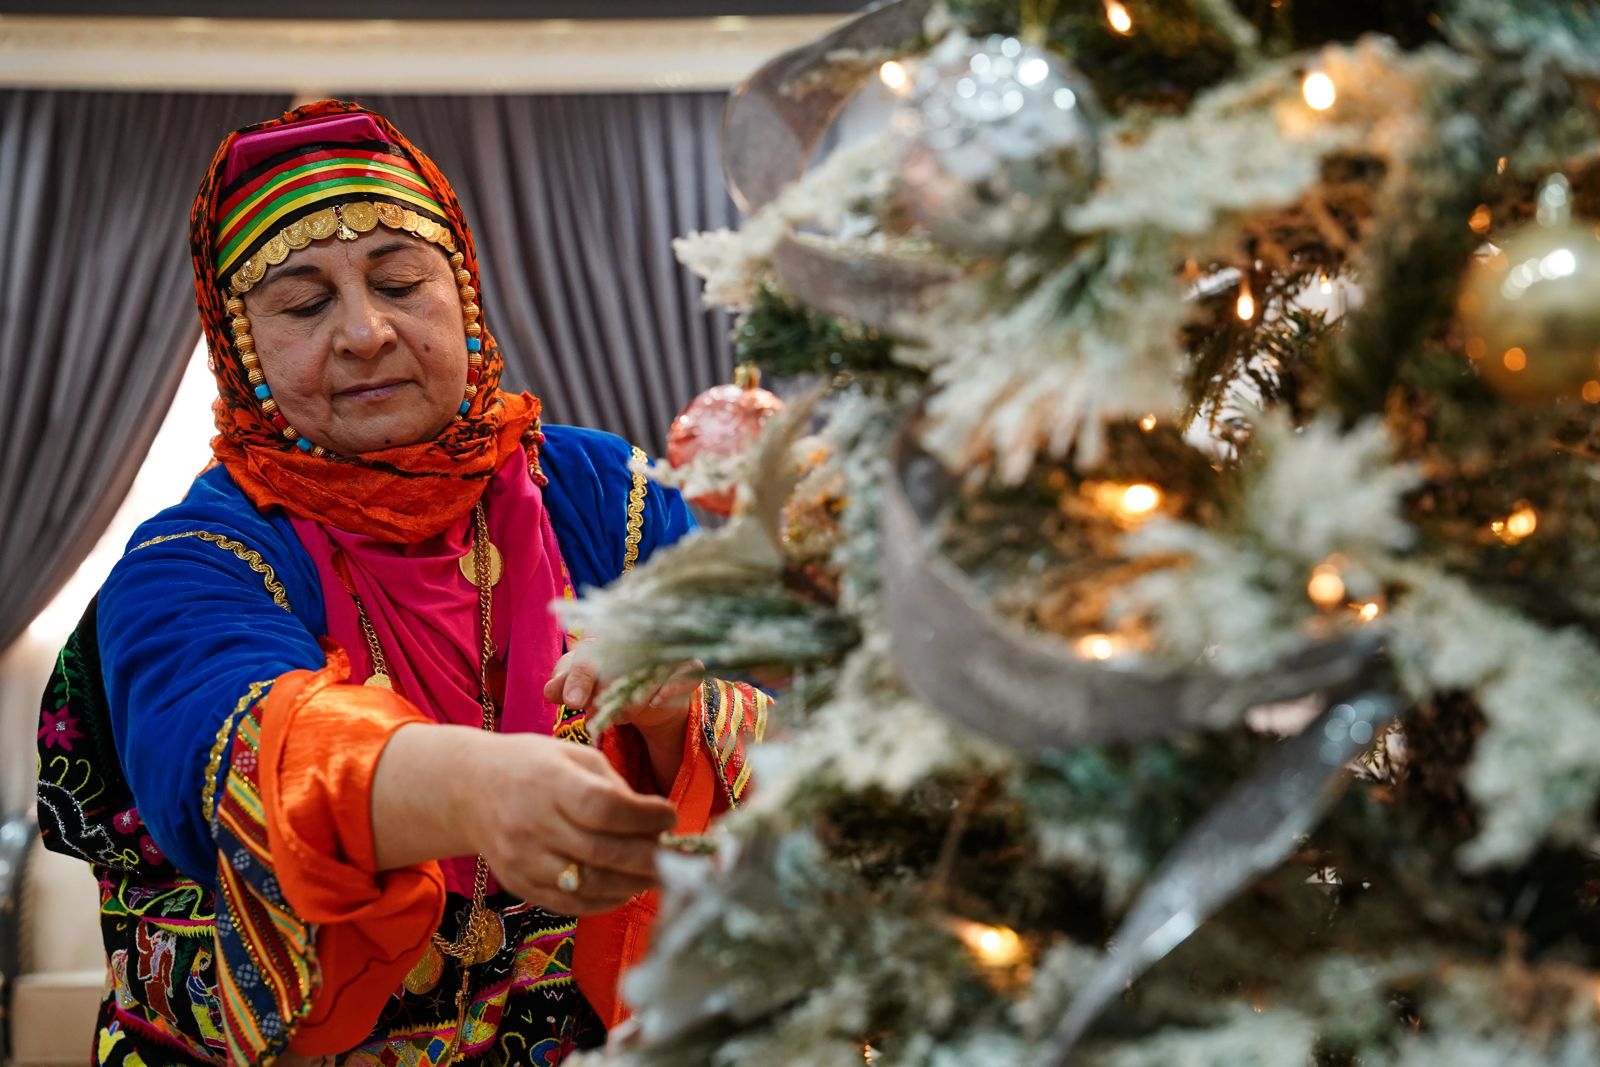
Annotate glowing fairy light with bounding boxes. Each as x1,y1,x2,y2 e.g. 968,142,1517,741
878,60,910,93
1104,0,1133,35
1582,380,1600,404
1302,70,1337,111
1139,413,1158,431
951,920,1026,967
1307,561,1346,608
1505,503,1537,540
1502,347,1527,373
1076,634,1120,660
1120,483,1161,517
1236,281,1256,321
1469,204,1493,235
1357,601,1382,623
1490,502,1537,545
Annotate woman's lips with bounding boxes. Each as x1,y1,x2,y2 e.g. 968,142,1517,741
336,379,409,402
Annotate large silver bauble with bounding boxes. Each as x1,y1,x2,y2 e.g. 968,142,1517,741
895,32,1101,254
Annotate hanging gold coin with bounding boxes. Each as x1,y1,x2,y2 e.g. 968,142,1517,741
458,541,504,587
402,942,444,995
364,673,394,689
467,908,505,965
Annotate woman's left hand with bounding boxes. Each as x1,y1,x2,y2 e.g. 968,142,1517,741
545,639,704,790
544,639,702,734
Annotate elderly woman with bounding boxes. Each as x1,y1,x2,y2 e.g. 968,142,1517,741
35,100,766,1066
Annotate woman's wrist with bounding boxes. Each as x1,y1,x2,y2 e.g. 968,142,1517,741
370,722,489,870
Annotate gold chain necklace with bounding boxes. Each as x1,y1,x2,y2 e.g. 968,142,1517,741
351,500,501,1060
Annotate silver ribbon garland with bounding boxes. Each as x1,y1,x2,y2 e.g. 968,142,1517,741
1044,691,1400,1062
883,429,1381,750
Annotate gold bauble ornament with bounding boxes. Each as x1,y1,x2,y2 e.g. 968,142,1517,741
1458,175,1600,402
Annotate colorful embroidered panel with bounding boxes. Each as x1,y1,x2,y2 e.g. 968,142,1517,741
701,679,771,808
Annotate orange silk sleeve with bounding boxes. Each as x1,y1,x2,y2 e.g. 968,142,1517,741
573,678,771,1028
257,651,447,1056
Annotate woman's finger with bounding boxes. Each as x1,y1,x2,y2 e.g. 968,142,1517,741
555,778,677,836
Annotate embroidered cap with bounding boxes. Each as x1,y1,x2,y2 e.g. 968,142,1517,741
213,112,455,294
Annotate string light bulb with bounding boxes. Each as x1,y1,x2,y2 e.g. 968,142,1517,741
1104,0,1133,35
1357,601,1382,623
950,919,1026,967
1505,502,1537,540
1139,413,1158,432
1076,633,1120,661
1307,561,1346,608
878,60,910,93
1120,483,1161,517
1236,279,1256,321
1302,70,1337,111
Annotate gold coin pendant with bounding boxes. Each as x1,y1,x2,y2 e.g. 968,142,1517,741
402,942,444,995
458,541,504,587
364,673,393,689
468,909,505,965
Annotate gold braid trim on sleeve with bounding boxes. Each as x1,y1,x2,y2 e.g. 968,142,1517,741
624,447,649,573
131,531,292,611
203,679,275,823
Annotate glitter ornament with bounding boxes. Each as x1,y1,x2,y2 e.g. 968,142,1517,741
894,31,1101,254
1459,175,1600,401
667,365,785,516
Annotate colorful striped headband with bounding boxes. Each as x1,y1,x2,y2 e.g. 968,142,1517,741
215,136,456,295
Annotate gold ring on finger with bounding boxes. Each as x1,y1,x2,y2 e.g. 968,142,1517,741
556,861,584,894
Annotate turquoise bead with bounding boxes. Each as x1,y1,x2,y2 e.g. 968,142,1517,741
467,337,482,353
295,437,313,452
458,400,471,415
254,383,271,400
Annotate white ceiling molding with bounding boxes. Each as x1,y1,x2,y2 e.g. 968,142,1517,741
0,13,850,92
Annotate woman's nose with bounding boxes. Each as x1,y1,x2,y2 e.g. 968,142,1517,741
333,289,396,359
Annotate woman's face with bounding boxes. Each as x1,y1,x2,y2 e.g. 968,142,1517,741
242,230,469,455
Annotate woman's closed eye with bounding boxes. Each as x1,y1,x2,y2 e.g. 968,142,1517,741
375,279,424,299
284,297,331,318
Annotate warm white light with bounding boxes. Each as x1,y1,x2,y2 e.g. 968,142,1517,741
1104,0,1133,34
1357,602,1382,623
1505,503,1538,540
951,920,1026,967
1307,563,1346,608
1302,71,1337,111
878,60,910,93
1076,634,1119,660
1139,413,1158,432
1236,286,1256,321
1120,483,1161,516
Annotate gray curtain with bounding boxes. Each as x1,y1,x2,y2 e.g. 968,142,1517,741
0,90,289,656
357,92,738,451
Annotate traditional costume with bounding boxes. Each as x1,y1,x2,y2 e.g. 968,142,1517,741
35,100,766,1066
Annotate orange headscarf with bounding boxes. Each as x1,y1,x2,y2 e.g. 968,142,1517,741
190,99,541,543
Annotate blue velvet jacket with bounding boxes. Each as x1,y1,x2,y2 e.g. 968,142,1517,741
94,424,692,888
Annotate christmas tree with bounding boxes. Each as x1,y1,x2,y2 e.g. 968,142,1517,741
568,1,1600,1063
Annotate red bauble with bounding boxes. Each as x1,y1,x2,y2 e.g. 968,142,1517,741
666,366,785,516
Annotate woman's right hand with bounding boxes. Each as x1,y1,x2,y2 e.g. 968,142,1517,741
371,723,677,914
469,731,677,913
